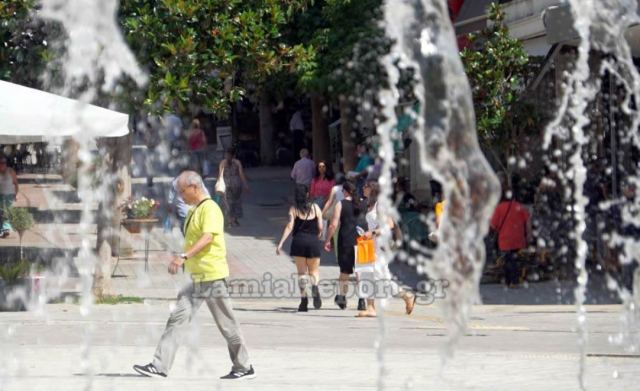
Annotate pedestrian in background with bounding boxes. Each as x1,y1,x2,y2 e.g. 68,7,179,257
490,185,531,288
276,184,324,311
0,156,18,237
187,119,207,175
142,118,162,188
321,173,346,249
324,181,365,310
310,160,335,208
219,148,249,227
347,143,373,197
290,148,315,187
357,181,416,317
289,107,305,159
163,114,183,147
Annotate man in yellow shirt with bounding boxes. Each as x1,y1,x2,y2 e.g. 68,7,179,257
134,171,255,380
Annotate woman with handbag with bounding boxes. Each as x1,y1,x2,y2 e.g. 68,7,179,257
218,148,249,227
324,181,364,310
357,181,416,317
276,184,324,311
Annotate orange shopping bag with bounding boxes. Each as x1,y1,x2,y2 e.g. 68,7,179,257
355,236,376,267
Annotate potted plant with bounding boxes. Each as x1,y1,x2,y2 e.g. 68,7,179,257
6,207,35,260
121,197,159,233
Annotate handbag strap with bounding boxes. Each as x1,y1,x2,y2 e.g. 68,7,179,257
184,198,213,233
219,162,226,178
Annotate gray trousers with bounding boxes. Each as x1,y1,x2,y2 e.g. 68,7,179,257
152,279,251,374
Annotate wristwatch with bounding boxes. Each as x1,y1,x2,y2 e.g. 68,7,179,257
179,253,188,260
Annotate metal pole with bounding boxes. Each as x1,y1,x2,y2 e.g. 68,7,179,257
144,224,150,272
609,73,618,199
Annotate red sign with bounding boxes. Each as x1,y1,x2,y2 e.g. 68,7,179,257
449,0,470,49
448,0,465,20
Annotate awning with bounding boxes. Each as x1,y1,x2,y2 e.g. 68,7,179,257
0,80,129,144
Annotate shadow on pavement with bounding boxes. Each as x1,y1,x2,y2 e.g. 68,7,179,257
27,208,85,224
234,307,297,313
0,247,79,271
74,373,145,378
18,177,64,185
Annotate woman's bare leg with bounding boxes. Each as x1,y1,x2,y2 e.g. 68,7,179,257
306,258,320,286
294,257,309,297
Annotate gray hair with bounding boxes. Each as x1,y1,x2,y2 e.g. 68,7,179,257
300,148,309,158
179,170,205,191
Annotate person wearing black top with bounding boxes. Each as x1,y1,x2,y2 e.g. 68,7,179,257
324,181,365,310
277,184,324,311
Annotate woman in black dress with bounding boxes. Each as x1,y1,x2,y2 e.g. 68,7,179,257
276,184,324,311
324,181,364,310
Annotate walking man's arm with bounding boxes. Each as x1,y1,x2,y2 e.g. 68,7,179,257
168,232,213,274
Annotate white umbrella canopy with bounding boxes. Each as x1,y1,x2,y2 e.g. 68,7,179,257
0,80,129,144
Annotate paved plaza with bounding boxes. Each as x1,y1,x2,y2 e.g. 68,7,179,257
1,301,638,390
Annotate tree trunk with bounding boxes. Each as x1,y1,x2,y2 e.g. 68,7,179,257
93,133,132,298
259,89,275,165
339,96,357,172
61,139,80,185
311,92,330,163
230,102,239,146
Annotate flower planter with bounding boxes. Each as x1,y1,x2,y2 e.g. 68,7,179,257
121,198,160,227
122,218,158,234
122,220,141,234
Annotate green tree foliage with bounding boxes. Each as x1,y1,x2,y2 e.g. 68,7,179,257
286,0,391,169
0,0,39,84
292,0,390,99
118,0,312,116
7,207,34,235
460,2,530,146
0,0,64,88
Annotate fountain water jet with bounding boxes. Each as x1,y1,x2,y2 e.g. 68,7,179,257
381,0,501,363
542,0,640,387
24,0,149,386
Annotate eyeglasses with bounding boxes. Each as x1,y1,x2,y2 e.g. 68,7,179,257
178,184,193,195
